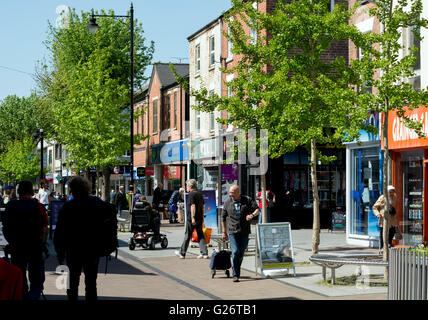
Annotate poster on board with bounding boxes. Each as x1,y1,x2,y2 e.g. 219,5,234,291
201,190,217,230
184,190,218,230
256,222,296,277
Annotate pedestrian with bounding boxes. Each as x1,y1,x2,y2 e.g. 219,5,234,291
109,188,116,204
153,182,163,211
133,187,142,205
175,179,209,259
256,188,275,223
372,185,399,253
168,187,184,223
37,183,50,211
53,176,102,301
1,180,48,300
114,186,128,217
222,185,260,282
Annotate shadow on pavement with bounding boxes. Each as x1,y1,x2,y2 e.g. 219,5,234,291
43,252,157,276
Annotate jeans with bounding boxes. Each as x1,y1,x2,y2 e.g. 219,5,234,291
180,221,208,257
169,210,176,222
258,208,271,223
66,254,100,301
229,233,250,279
11,251,45,301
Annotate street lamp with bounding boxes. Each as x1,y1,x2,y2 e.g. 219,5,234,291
33,128,45,185
87,3,135,206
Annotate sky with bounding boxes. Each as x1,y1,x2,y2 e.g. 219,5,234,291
0,0,232,101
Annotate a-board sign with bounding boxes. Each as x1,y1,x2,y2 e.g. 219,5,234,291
49,200,66,239
331,210,346,231
256,222,296,278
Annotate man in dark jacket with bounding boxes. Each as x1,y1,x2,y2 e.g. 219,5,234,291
53,176,102,301
115,186,128,217
1,180,48,300
222,185,259,282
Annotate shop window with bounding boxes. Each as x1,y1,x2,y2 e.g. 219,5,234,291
350,147,381,237
401,150,424,246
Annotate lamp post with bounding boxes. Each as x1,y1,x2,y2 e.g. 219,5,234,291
33,128,45,185
87,3,135,208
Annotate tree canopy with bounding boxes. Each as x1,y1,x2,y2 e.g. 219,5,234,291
36,8,154,171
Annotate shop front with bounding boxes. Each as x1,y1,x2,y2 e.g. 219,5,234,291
384,107,428,247
346,112,382,247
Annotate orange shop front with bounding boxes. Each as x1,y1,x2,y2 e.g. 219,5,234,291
384,107,428,246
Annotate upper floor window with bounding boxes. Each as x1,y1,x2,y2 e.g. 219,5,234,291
174,92,178,129
196,44,201,73
228,25,233,60
209,36,215,67
153,100,158,134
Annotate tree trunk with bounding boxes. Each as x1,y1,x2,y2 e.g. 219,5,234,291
382,111,390,280
102,167,111,203
311,139,321,254
261,173,267,223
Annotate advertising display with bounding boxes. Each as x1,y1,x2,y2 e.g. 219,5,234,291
184,190,218,230
256,222,296,278
201,190,217,230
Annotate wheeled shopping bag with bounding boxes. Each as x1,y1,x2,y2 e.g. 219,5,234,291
209,249,232,278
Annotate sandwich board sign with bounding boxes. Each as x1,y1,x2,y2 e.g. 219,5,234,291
256,222,296,278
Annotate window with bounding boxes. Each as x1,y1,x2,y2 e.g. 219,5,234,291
209,90,215,131
409,25,421,70
228,25,233,60
48,150,53,166
250,27,257,45
327,0,335,12
196,44,201,73
55,144,62,160
209,36,215,67
196,109,201,135
153,100,158,133
358,47,372,94
174,92,178,129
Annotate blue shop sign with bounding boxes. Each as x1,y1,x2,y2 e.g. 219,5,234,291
159,140,189,164
345,112,380,144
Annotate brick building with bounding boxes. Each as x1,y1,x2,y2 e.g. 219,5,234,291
133,63,189,197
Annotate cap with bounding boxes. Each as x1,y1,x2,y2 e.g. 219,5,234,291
387,185,396,192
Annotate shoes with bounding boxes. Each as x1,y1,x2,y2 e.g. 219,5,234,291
233,277,240,283
197,254,209,259
174,250,185,259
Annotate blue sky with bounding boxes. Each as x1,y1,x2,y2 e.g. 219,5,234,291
0,0,231,101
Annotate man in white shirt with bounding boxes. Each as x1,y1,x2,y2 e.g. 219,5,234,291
37,184,50,210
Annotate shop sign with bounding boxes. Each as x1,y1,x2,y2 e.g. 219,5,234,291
160,140,189,163
145,166,154,176
163,166,181,179
383,106,428,150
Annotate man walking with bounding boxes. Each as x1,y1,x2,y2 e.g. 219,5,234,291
175,179,208,259
1,180,48,300
37,183,50,211
222,185,260,282
115,186,128,217
53,176,104,301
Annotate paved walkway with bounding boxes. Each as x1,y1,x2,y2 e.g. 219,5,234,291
38,221,387,301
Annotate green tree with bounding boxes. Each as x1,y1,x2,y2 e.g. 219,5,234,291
0,137,41,184
36,8,154,199
355,0,428,265
185,0,375,253
0,94,50,153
